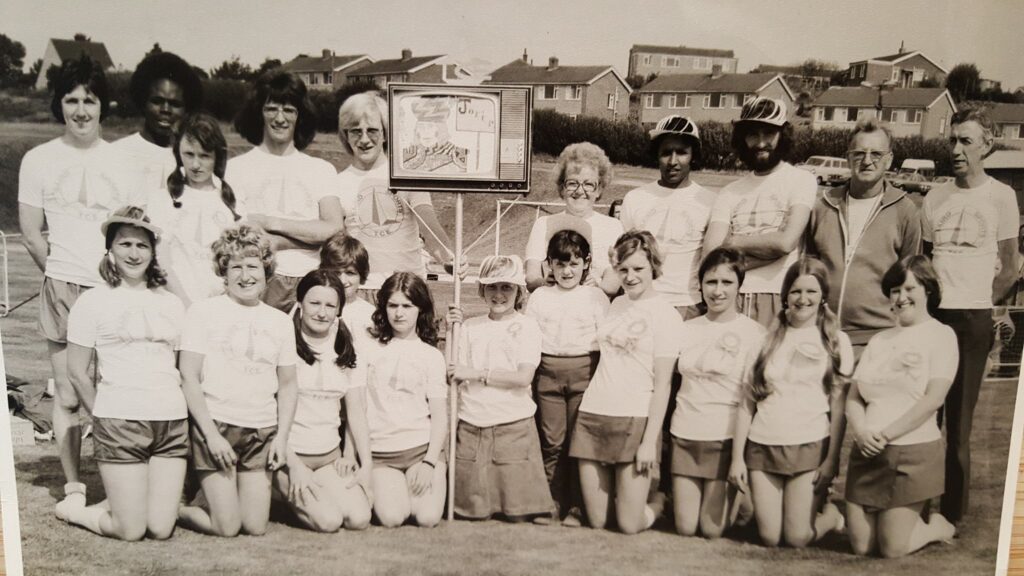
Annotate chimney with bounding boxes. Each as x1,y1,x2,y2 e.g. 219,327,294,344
522,49,528,64
898,40,905,54
547,56,559,71
711,64,723,77
322,49,332,59
401,48,412,61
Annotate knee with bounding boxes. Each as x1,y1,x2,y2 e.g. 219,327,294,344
345,508,371,531
850,537,873,556
414,507,442,528
307,510,343,533
701,522,725,540
617,515,646,535
758,528,782,547
375,505,408,528
147,521,176,541
55,390,80,413
784,528,813,549
211,516,241,538
878,537,909,559
120,526,147,542
674,523,697,537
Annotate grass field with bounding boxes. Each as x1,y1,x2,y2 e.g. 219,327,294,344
0,120,1019,575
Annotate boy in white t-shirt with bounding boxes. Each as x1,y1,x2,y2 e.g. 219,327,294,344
448,255,553,521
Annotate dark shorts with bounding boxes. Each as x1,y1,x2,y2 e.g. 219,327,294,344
39,276,91,343
569,411,652,465
92,417,189,463
372,443,440,473
190,420,277,472
262,273,302,313
671,437,732,480
745,439,829,477
846,440,945,510
455,417,553,519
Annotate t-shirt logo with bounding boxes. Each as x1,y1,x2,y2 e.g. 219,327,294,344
115,306,178,346
640,206,700,250
934,206,989,250
600,313,648,355
51,167,122,220
696,331,742,375
220,322,279,374
251,177,315,218
355,181,406,238
732,193,787,236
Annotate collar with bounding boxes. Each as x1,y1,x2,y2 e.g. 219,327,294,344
822,180,906,210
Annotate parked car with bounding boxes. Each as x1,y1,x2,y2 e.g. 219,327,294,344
796,156,851,186
891,159,937,194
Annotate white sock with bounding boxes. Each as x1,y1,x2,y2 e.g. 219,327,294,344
68,504,108,535
643,505,657,529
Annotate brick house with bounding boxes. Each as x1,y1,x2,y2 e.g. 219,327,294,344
280,50,372,91
35,37,115,90
627,44,737,79
346,49,473,89
987,103,1024,147
844,48,947,88
811,87,956,139
485,53,631,120
749,64,834,93
636,72,795,128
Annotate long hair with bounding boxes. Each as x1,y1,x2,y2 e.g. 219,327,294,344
99,206,167,289
50,54,111,122
731,122,795,169
319,232,370,284
750,257,841,402
880,255,942,318
293,269,357,369
234,70,317,150
337,92,389,156
370,272,438,346
167,113,241,221
129,51,202,113
696,247,745,315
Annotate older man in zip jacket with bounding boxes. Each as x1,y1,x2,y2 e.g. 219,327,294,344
805,117,921,359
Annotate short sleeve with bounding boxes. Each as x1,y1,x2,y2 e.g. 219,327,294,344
17,148,44,207
516,318,542,367
837,331,854,377
653,302,684,359
709,192,735,225
619,191,636,230
424,347,448,399
404,191,433,209
996,184,1020,241
276,312,298,367
524,218,547,263
852,335,878,381
590,287,611,323
66,292,98,348
164,293,187,349
179,302,208,354
790,170,818,208
930,327,959,382
456,319,470,365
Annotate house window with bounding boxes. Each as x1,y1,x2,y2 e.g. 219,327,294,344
323,72,332,84
891,67,899,82
695,57,711,70
846,107,858,122
644,94,663,109
642,55,652,65
912,68,924,81
684,94,697,108
566,86,582,100
539,85,558,100
857,108,874,120
907,110,922,124
607,94,615,110
668,95,678,108
1016,124,1024,139
703,93,725,109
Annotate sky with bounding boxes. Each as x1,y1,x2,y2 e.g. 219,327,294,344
4,0,1023,89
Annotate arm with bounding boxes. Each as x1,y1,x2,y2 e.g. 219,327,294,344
248,195,344,247
880,376,954,444
597,266,621,297
18,204,48,272
899,206,923,258
634,357,675,474
728,395,755,494
451,363,537,390
269,364,299,470
993,238,1019,305
408,396,449,497
179,350,236,469
723,204,812,262
845,379,885,458
702,221,729,261
342,387,374,502
815,376,848,491
66,343,97,414
525,259,553,292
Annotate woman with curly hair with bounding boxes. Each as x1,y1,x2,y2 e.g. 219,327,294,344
176,225,298,537
62,206,187,540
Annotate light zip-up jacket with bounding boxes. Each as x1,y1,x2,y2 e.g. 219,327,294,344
805,182,921,346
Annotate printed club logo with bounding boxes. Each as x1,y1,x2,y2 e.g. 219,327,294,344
355,181,406,238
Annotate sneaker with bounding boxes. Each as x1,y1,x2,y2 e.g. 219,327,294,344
561,507,584,528
532,514,558,526
55,482,87,522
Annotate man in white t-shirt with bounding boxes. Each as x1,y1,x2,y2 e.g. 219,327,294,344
806,118,921,357
704,98,816,327
921,107,1020,526
229,71,343,312
113,51,203,194
621,115,716,320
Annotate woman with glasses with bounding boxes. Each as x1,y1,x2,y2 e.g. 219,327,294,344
335,92,456,296
524,142,623,297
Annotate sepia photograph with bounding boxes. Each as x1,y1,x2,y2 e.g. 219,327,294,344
1,1,1023,574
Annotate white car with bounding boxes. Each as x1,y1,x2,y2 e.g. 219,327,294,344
796,156,851,186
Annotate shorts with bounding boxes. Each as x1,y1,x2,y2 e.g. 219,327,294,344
846,440,945,510
569,411,652,465
739,293,782,329
372,443,446,473
92,417,189,463
671,437,732,480
296,446,342,471
745,439,829,477
455,418,553,519
191,420,277,472
262,273,302,313
39,276,91,343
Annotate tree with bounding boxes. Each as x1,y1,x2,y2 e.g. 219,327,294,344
254,58,282,78
0,33,27,85
210,55,253,81
73,33,91,42
946,63,982,102
145,43,163,58
22,58,42,87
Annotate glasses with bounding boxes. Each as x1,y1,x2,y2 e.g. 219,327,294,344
262,104,299,118
563,180,598,195
344,128,383,141
848,149,890,164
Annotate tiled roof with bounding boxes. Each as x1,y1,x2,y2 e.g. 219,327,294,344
50,39,114,69
630,44,735,58
812,87,949,108
639,72,779,93
987,103,1024,124
349,55,443,76
486,59,612,85
281,54,366,73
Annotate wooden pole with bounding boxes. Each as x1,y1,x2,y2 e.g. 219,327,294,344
446,192,464,522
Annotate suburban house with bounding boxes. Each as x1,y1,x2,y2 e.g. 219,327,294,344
345,49,473,89
636,72,795,128
988,103,1024,147
979,78,1003,92
35,37,114,90
810,87,956,139
749,64,834,93
983,150,1024,213
627,44,737,80
280,50,372,91
844,47,947,88
485,52,631,120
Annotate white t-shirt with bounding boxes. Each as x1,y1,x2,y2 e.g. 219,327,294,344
525,285,608,356
748,325,853,446
853,319,958,445
524,211,624,281
620,181,717,306
709,163,817,294
921,178,1019,309
579,294,684,418
342,297,376,350
112,132,177,195
18,138,143,286
457,313,542,428
672,314,765,441
180,295,298,428
67,285,186,420
845,193,883,252
147,178,241,305
336,162,434,289
363,337,447,452
290,321,367,455
228,147,337,278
